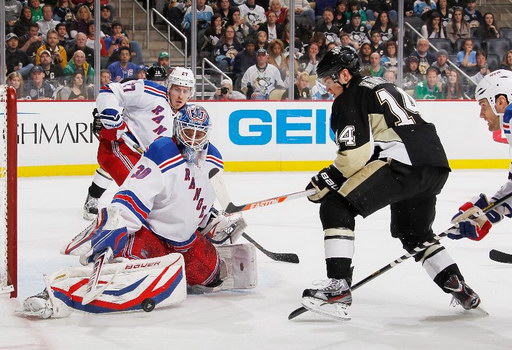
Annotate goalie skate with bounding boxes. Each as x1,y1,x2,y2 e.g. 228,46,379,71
301,278,352,321
83,194,99,221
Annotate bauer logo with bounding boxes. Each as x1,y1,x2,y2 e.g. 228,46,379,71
228,109,335,145
125,261,161,269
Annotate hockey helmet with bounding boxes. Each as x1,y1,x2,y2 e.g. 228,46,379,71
146,65,168,82
166,66,196,98
316,46,361,83
174,104,211,157
475,69,512,116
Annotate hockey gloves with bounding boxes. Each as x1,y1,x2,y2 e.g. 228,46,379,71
306,165,346,203
449,194,508,241
92,108,103,137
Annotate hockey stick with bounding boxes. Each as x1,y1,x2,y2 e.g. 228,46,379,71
82,247,115,305
489,249,512,264
288,191,512,320
209,168,300,264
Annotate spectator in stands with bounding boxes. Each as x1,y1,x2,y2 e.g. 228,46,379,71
365,52,385,77
371,11,397,43
421,11,446,39
6,0,23,23
411,38,436,75
154,51,172,74
53,0,75,23
470,50,490,84
316,8,341,38
414,66,445,99
210,79,246,100
369,31,385,56
38,49,65,87
342,11,369,47
446,7,470,45
358,42,372,69
100,69,112,86
463,0,483,28
19,23,44,61
216,0,235,27
268,0,288,25
24,65,55,100
37,4,60,39
214,26,243,72
432,49,451,79
241,48,286,99
456,38,477,72
6,71,24,98
233,39,257,86
6,33,33,78
333,0,348,27
402,55,422,92
100,4,114,36
56,23,71,47
29,0,43,23
500,50,512,71
182,0,214,50
107,47,138,82
413,0,436,18
448,0,467,10
381,40,398,73
345,1,367,28
230,8,253,45
256,30,269,50
239,0,266,31
339,31,359,50
444,69,464,99
259,11,284,42
35,29,68,69
282,71,311,100
436,0,451,28
475,12,500,41
315,0,338,19
67,32,95,66
293,0,315,25
202,14,223,55
65,72,91,100
85,21,108,55
267,39,288,79
13,7,34,38
70,4,93,38
298,42,320,75
64,49,95,84
383,69,396,83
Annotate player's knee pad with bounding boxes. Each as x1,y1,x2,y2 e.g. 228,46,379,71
47,253,186,315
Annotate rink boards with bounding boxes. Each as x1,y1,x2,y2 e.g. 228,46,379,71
15,100,510,176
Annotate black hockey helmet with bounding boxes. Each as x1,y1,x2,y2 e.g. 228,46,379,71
316,46,361,82
146,65,168,82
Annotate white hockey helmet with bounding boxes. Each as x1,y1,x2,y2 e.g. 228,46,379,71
166,66,196,98
475,69,512,116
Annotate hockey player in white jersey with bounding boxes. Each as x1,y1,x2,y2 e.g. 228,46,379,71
448,69,512,241
83,66,194,220
21,105,255,318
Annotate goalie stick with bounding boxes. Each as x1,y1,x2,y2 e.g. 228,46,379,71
489,249,512,264
209,168,299,264
82,247,116,305
288,191,512,320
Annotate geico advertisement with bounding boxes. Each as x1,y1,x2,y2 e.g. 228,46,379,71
16,100,509,170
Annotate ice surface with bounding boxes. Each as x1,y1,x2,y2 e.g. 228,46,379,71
1,170,512,349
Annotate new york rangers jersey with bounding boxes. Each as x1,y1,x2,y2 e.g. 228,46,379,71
97,79,175,149
493,104,512,210
110,137,224,249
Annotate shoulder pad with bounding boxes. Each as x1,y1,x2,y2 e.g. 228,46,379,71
144,137,184,169
359,76,387,89
206,143,224,169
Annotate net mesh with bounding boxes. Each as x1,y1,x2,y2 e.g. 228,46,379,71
0,85,9,292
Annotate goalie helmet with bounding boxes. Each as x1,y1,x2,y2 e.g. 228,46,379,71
146,65,167,82
316,46,361,83
173,104,211,162
166,66,196,98
475,69,512,116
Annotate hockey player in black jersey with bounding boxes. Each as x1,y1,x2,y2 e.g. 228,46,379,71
301,46,480,320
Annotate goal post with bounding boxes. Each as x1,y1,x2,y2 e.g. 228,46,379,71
0,85,18,298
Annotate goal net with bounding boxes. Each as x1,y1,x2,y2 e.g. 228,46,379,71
0,85,17,298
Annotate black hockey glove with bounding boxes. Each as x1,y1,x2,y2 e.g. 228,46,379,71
92,108,103,136
306,165,346,203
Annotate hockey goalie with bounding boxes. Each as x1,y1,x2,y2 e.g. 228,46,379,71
20,105,257,318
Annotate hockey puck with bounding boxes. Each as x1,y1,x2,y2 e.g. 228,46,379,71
141,298,155,312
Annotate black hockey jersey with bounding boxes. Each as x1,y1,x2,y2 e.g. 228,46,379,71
330,75,449,178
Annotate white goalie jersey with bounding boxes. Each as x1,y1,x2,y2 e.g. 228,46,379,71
97,79,176,149
110,137,224,245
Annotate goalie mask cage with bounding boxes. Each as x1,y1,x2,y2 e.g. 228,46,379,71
0,85,17,298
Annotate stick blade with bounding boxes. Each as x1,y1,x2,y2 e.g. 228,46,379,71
288,306,308,320
489,249,512,264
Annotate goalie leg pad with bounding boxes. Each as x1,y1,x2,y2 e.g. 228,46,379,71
217,243,257,290
47,253,186,314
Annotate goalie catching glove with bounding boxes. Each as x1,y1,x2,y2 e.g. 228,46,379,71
448,193,511,241
306,165,347,203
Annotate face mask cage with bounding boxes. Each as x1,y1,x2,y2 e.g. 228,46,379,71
174,119,210,152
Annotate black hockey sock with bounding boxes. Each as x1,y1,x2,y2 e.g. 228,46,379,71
88,182,107,199
433,263,464,293
326,257,353,283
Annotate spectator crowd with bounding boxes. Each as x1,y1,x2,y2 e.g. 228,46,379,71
5,0,512,100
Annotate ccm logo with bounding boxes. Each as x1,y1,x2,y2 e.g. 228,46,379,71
125,262,161,270
249,199,279,209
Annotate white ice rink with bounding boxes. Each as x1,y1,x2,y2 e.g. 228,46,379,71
1,170,512,350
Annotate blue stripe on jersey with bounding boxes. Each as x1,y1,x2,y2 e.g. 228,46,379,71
112,190,150,225
206,143,223,168
145,137,182,167
144,80,167,93
161,158,186,173
162,232,197,249
144,89,167,100
99,85,113,93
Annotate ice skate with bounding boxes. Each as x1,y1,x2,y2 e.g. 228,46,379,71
83,194,99,220
444,275,481,310
20,289,54,319
301,278,352,321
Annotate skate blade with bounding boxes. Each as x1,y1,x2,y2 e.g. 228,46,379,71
301,297,351,321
